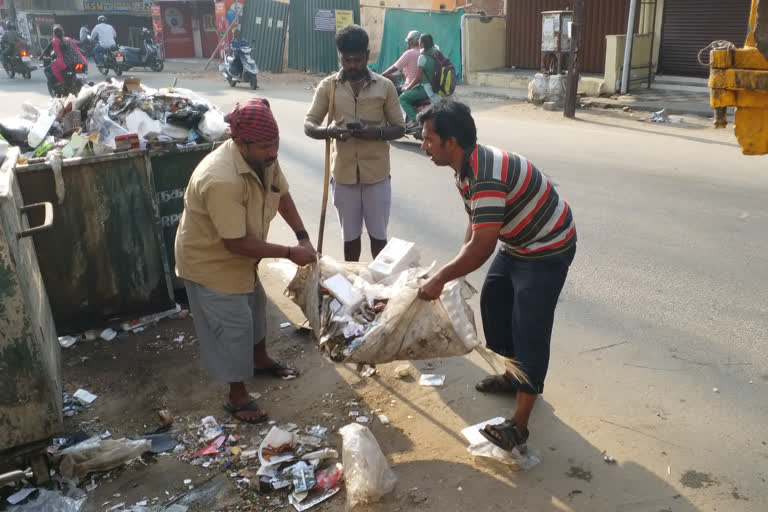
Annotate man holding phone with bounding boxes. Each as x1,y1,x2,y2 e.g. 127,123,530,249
305,24,406,262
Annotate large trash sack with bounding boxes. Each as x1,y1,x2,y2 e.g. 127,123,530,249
285,255,479,365
528,72,567,105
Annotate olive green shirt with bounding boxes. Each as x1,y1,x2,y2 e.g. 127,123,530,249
305,69,405,185
174,140,289,294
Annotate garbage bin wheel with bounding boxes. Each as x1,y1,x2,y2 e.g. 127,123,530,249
249,76,258,90
30,454,49,486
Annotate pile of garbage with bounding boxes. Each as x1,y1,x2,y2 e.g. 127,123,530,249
171,414,352,510
284,238,480,365
0,77,228,167
6,405,397,511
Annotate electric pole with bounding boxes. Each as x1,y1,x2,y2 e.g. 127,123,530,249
564,0,585,118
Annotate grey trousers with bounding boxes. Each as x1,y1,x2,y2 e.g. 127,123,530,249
184,279,267,383
331,177,392,241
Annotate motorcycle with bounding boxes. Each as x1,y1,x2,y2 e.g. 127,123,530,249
219,45,259,89
387,70,435,141
1,40,37,80
76,37,94,58
116,37,164,72
43,56,90,98
97,46,123,76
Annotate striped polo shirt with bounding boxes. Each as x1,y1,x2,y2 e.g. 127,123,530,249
456,144,576,258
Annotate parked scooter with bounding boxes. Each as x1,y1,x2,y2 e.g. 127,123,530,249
219,44,259,89
1,40,37,80
117,29,164,72
43,56,90,98
97,46,123,76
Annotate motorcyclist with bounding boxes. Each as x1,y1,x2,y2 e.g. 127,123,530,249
228,29,248,78
399,33,443,131
91,15,117,67
79,24,90,43
381,30,421,95
41,25,86,85
0,22,21,65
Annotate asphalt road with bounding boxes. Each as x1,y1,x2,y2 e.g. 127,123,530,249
3,65,767,510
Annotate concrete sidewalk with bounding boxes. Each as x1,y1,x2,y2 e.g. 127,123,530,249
457,81,714,118
580,88,713,118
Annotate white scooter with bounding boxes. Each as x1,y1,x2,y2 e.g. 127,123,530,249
219,45,259,89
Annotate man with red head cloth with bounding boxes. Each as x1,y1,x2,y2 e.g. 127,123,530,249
175,99,317,423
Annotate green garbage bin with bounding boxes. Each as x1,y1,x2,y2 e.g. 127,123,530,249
15,150,175,333
0,149,60,485
150,143,217,289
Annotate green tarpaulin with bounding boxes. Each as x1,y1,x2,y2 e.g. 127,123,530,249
371,8,464,82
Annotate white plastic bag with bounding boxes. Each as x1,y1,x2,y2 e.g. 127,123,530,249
198,109,229,142
88,102,128,149
527,73,549,103
8,488,86,512
53,437,150,482
547,74,566,102
339,423,396,508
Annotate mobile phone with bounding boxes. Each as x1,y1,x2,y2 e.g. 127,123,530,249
346,122,362,130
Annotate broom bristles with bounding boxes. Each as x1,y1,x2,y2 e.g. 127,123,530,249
473,345,531,388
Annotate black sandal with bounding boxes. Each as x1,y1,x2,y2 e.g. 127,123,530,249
479,420,529,452
224,400,269,424
475,375,518,394
253,360,300,380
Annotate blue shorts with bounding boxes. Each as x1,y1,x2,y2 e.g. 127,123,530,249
480,245,575,394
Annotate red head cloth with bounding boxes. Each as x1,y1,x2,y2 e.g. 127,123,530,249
226,98,279,143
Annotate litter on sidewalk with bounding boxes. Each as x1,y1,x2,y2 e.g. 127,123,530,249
339,423,396,507
53,437,151,482
461,417,541,471
7,488,36,505
72,388,98,404
419,374,446,387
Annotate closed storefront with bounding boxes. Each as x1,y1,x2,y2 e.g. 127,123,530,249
160,2,195,58
659,0,752,76
505,0,631,74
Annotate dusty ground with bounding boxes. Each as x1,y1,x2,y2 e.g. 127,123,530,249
54,268,734,512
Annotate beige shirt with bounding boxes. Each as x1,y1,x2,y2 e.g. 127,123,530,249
305,69,405,185
174,139,289,294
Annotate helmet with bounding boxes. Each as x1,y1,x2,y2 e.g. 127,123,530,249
405,30,421,44
98,15,107,23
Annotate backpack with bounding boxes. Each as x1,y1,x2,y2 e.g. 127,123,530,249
425,49,457,97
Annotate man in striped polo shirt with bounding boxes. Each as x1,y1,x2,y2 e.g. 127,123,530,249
417,100,576,452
